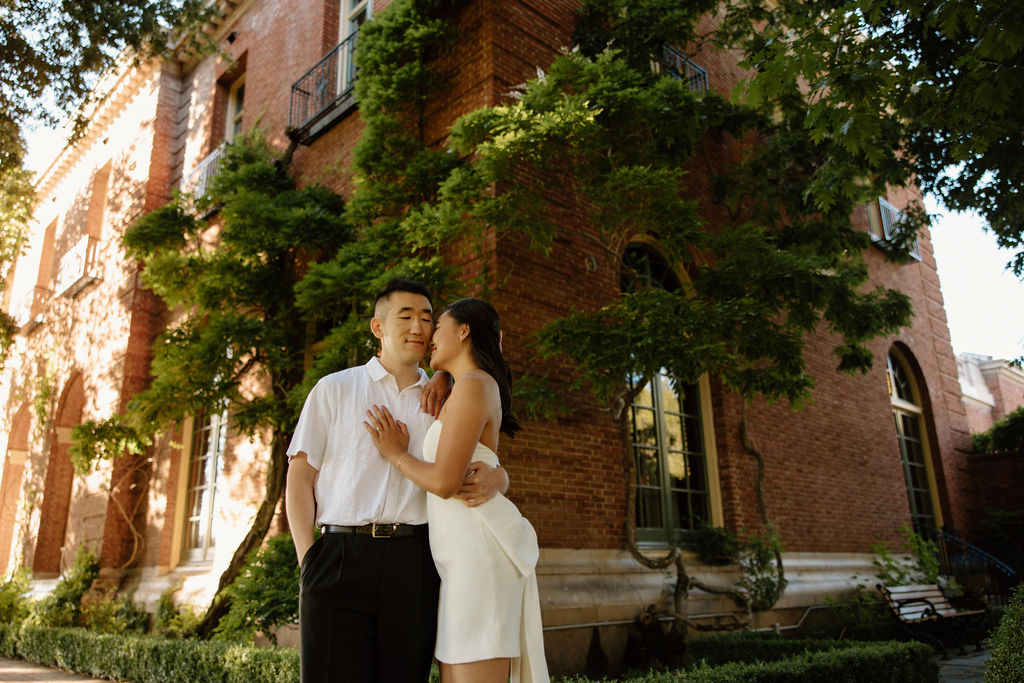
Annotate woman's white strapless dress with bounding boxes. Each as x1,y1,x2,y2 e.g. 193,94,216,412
422,420,548,681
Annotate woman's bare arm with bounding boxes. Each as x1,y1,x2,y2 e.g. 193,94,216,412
366,374,496,499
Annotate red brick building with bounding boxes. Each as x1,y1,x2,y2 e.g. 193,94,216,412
955,354,1024,566
0,0,993,674
958,353,1024,435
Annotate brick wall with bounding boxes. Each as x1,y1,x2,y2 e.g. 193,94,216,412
34,374,85,575
961,451,1024,532
0,0,981,618
0,407,31,573
986,369,1024,423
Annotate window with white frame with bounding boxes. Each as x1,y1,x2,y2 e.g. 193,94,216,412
341,0,371,40
226,75,246,143
337,0,370,96
183,409,228,563
867,196,921,261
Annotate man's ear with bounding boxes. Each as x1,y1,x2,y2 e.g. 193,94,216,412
370,317,384,339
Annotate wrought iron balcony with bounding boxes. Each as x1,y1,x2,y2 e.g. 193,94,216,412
55,234,102,298
183,142,228,200
288,31,359,145
660,45,709,93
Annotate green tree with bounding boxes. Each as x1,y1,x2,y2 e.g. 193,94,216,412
309,0,914,643
0,137,33,369
1,1,216,155
68,131,442,637
68,1,458,638
719,0,1024,276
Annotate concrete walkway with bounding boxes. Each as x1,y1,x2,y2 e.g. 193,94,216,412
0,650,994,682
0,657,107,682
938,649,991,683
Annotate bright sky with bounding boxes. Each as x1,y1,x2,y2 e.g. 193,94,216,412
927,196,1024,363
23,127,1024,363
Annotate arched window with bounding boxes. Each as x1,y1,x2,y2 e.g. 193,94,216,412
623,244,716,545
886,350,939,532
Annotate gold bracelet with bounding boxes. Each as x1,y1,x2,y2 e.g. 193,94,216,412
397,453,409,473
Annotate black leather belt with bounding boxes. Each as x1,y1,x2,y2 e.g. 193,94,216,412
321,523,425,538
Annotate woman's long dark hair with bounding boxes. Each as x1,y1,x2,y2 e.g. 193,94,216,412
444,298,521,437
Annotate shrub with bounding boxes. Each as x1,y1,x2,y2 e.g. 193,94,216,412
11,624,299,683
867,523,948,588
0,568,31,625
683,632,870,668
986,584,1024,682
214,532,299,644
972,405,1024,454
153,583,201,639
798,597,900,641
26,547,99,627
561,640,936,682
0,622,16,658
82,593,149,634
691,525,742,566
738,532,787,612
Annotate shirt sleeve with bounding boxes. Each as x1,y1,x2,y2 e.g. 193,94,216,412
286,378,333,471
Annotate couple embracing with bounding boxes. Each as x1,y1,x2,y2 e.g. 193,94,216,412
286,279,548,682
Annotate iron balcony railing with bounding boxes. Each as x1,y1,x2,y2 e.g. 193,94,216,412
661,45,709,93
288,31,359,144
183,142,229,200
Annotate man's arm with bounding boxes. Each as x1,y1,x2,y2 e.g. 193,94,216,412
286,453,318,563
420,370,453,418
455,462,509,508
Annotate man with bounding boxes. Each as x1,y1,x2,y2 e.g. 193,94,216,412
286,278,509,682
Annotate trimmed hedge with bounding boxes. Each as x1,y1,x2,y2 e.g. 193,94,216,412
564,641,937,682
0,623,937,683
1,623,298,683
684,632,885,668
0,622,16,658
670,641,935,682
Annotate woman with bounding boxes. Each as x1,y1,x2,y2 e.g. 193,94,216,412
364,298,548,683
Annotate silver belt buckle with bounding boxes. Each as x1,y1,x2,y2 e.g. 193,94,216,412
371,523,398,538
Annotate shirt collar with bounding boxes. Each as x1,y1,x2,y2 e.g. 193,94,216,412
366,356,428,388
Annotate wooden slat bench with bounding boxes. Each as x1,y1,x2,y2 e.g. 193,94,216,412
877,583,987,658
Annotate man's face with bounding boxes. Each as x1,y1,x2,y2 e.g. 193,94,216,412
371,291,434,367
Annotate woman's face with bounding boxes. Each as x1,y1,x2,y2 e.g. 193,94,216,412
429,311,467,371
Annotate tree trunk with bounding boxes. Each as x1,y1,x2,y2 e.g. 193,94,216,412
192,430,289,638
616,379,750,642
739,398,785,580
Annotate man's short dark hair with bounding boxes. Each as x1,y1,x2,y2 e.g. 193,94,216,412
373,278,433,315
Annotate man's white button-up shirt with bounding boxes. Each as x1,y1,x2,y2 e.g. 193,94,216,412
286,357,435,526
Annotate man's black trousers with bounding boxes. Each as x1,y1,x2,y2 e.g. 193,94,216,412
298,529,440,682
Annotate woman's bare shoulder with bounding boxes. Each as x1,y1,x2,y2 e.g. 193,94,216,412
448,371,499,410
453,370,498,396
